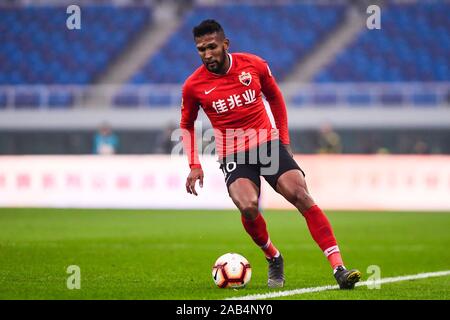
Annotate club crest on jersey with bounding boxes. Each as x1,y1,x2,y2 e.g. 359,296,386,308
239,71,252,86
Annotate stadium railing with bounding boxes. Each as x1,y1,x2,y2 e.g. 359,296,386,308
0,82,449,109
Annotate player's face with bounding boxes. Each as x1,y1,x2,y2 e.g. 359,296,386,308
195,32,229,74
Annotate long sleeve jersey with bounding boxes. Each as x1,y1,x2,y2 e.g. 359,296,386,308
180,52,290,168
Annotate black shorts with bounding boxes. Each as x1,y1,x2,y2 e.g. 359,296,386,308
218,139,305,195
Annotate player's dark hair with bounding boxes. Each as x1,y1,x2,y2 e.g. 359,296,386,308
192,19,225,38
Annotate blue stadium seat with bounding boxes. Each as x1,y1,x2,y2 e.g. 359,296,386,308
147,94,172,107
0,92,7,109
48,92,74,108
412,92,438,106
0,5,151,88
113,92,140,108
314,2,450,83
14,91,41,108
312,93,338,106
347,93,372,106
129,3,345,84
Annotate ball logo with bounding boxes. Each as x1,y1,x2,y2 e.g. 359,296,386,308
239,71,252,86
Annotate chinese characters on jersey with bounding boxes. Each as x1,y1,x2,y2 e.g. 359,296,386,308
212,89,256,114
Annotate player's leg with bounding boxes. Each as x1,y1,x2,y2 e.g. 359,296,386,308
228,178,284,288
274,169,340,261
228,178,279,258
274,169,361,289
262,142,360,288
221,158,285,288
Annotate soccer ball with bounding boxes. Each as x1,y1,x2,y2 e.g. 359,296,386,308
212,253,251,288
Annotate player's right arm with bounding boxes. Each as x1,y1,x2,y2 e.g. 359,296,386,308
180,81,203,196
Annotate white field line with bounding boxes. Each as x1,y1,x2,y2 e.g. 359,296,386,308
226,270,450,300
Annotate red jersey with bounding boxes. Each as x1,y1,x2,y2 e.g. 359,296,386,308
180,52,290,168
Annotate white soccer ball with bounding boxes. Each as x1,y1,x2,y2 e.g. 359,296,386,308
212,253,252,288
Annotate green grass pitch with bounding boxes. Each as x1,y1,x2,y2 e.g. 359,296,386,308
0,208,449,300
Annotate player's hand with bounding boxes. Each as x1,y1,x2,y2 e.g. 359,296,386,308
186,168,204,196
282,144,294,158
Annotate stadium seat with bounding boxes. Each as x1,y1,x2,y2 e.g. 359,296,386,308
129,3,346,84
0,5,151,88
113,92,141,108
314,2,450,83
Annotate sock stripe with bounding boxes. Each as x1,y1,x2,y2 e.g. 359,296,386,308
323,245,340,257
262,238,271,249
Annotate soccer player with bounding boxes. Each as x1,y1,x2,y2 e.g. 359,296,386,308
180,19,361,289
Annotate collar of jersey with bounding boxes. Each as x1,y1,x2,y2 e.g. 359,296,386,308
205,53,233,77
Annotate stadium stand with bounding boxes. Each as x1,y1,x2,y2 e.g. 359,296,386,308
0,5,150,85
287,2,450,107
315,2,449,83
129,3,346,84
0,5,151,107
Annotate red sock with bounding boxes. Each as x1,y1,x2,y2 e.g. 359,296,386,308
328,252,344,270
302,205,344,270
241,213,279,259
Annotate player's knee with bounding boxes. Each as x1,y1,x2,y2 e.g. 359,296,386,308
234,197,259,217
291,187,313,212
240,199,259,216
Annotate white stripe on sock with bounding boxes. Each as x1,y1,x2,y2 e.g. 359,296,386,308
323,245,340,257
262,239,271,250
261,238,280,258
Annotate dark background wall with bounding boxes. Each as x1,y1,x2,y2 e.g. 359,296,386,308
1,128,449,155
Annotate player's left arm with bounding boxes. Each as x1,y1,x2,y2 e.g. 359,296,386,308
257,58,292,156
180,82,204,196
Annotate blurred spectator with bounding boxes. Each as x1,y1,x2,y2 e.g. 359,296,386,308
376,147,390,154
93,122,119,155
317,123,342,154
